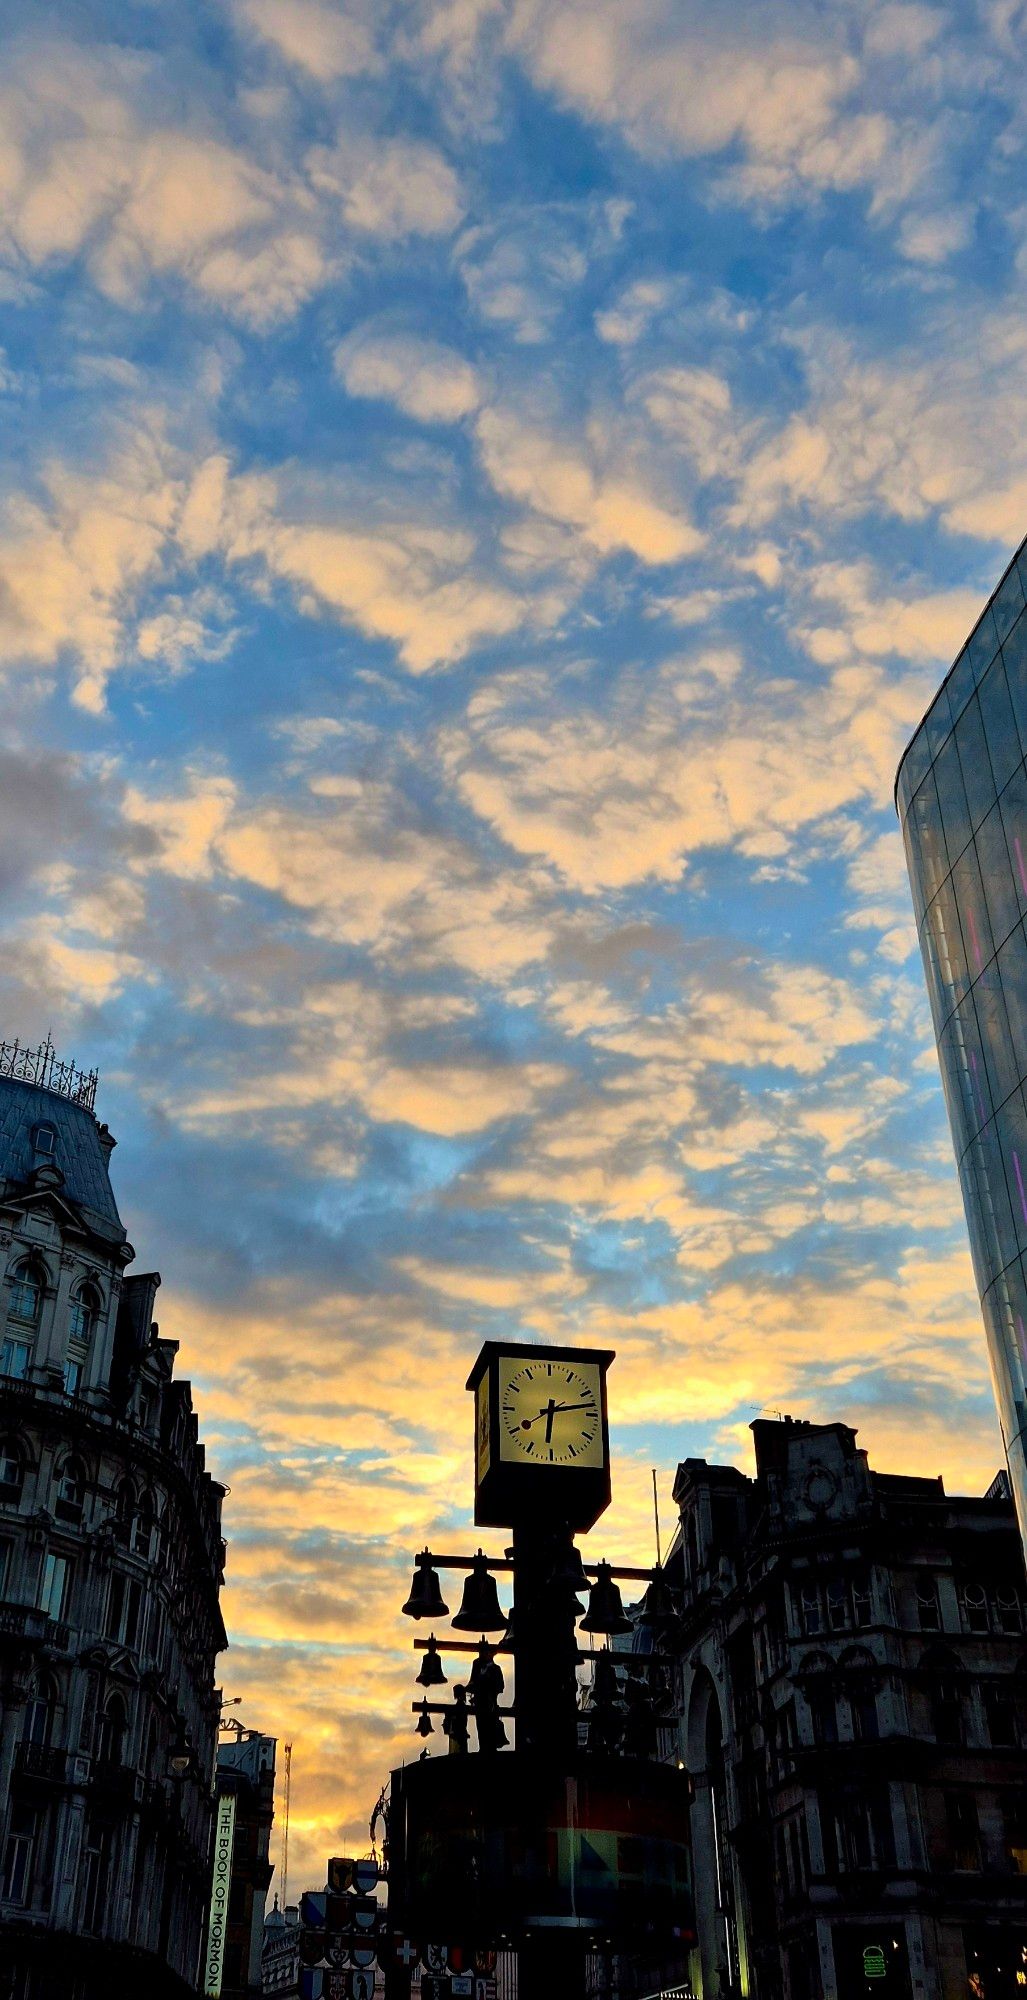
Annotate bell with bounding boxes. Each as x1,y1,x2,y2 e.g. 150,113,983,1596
452,1552,507,1633
415,1700,434,1737
637,1568,677,1632
402,1550,449,1621
582,1561,632,1636
416,1636,448,1687
592,1650,620,1707
552,1544,589,1592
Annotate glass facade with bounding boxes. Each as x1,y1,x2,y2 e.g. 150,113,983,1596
897,536,1027,1538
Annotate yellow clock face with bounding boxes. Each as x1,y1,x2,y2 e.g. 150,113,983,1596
497,1355,603,1468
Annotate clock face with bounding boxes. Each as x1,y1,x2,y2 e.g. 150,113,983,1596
497,1355,604,1468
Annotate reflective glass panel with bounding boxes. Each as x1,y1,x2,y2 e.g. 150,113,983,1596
934,730,972,864
994,565,1026,644
976,806,1021,955
946,649,976,732
927,873,969,1013
996,923,1027,1083
974,965,1019,1113
952,842,994,982
995,1089,1027,1257
969,608,1000,682
925,685,953,762
908,768,949,913
900,729,931,809
954,694,999,835
999,768,1027,920
973,1117,1020,1275
941,1007,989,1156
1003,610,1027,764
958,1151,994,1295
918,908,948,1025
978,655,1022,797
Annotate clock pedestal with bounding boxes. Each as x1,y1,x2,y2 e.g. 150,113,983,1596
509,1519,581,1763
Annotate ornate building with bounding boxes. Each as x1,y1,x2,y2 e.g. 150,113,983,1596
0,1039,227,2000
660,1415,1027,2000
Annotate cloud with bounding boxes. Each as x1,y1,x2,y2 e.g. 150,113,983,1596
235,0,379,80
308,135,463,238
335,330,481,423
473,406,703,564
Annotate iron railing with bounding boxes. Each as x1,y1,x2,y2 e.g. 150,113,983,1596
0,1037,98,1112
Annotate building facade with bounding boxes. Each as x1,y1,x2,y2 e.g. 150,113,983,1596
211,1726,276,1998
896,540,1027,1537
660,1416,1027,2000
0,1039,227,2000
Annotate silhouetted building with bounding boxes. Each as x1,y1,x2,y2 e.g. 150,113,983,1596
210,1726,276,1998
0,1038,227,2000
261,1895,299,1994
897,542,1027,1539
659,1416,1027,2000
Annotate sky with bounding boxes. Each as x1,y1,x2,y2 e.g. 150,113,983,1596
2,0,1027,1887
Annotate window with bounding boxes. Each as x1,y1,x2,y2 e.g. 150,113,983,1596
1003,1792,1027,1874
54,1458,85,1526
850,1684,879,1743
986,1683,1019,1747
68,1285,98,1347
917,1581,941,1630
0,1332,30,1379
1,1804,37,1904
945,1792,981,1870
800,1585,823,1637
8,1261,43,1326
114,1480,135,1544
133,1494,155,1561
22,1679,54,1749
825,1789,895,1873
996,1590,1022,1634
38,1553,69,1622
809,1688,839,1745
31,1124,56,1157
0,1537,11,1598
827,1578,848,1631
850,1574,873,1628
79,1818,110,1934
932,1676,964,1744
0,1440,23,1506
94,1696,126,1767
105,1571,142,1649
962,1584,991,1634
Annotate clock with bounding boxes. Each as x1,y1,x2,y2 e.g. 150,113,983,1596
467,1341,614,1530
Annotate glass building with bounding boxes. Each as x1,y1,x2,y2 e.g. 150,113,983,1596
897,534,1027,1539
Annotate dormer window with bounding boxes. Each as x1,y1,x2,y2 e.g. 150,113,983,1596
31,1124,56,1158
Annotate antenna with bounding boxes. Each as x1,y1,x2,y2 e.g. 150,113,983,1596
280,1742,292,1911
652,1467,662,1569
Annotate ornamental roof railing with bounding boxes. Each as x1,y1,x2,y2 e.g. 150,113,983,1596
0,1036,98,1113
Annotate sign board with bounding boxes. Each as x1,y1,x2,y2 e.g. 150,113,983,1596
203,1791,237,1997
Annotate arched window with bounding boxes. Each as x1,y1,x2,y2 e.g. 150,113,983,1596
22,1676,55,1749
31,1124,57,1158
8,1260,44,1327
114,1479,135,1545
65,1283,99,1395
55,1458,85,1526
95,1694,127,1767
0,1438,24,1507
133,1493,155,1561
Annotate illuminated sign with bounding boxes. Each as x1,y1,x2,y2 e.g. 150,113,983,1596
863,1948,887,1980
204,1790,238,1997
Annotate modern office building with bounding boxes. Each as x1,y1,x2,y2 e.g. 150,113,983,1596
655,1415,1027,2000
897,542,1027,1537
0,1036,227,2000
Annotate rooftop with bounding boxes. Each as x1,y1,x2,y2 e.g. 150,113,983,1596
0,1036,98,1113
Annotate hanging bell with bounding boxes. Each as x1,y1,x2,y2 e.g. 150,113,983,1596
582,1561,632,1636
416,1636,448,1687
415,1700,434,1738
452,1552,507,1633
592,1649,621,1708
402,1550,449,1621
551,1543,589,1593
637,1568,677,1633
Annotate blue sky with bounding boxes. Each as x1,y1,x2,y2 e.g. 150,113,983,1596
2,0,1026,1875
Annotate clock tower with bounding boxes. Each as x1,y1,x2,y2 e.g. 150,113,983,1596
467,1340,614,1530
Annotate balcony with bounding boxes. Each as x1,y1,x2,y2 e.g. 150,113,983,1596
0,1602,48,1644
14,1743,68,1782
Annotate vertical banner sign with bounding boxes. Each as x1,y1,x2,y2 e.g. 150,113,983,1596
204,1791,238,1997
